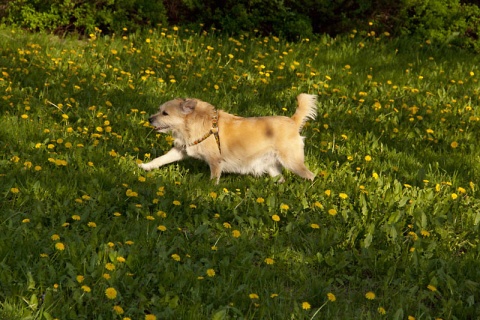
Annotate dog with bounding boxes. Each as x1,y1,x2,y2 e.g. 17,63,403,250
139,94,317,184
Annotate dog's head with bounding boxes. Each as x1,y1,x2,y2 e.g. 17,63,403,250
148,98,197,133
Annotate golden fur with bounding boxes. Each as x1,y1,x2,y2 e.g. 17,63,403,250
139,94,317,184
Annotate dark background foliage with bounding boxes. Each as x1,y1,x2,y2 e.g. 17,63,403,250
1,0,479,50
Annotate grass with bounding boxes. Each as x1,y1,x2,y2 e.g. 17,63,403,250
1,24,480,319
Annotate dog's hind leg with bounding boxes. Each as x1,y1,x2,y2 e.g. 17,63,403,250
267,162,285,183
277,142,315,181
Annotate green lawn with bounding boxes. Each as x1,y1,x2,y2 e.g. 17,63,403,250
1,25,480,319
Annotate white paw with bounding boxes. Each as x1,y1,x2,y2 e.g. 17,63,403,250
138,163,152,171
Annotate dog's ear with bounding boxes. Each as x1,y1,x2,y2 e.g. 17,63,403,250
180,99,197,114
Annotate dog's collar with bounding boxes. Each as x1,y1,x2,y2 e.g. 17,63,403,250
188,109,221,153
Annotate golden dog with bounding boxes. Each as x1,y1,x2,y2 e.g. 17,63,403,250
139,94,317,184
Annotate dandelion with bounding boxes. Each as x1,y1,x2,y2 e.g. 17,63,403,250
310,223,320,229
145,315,156,320
105,287,117,299
378,307,386,315
249,293,259,299
324,190,331,196
206,269,216,277
10,187,20,194
232,230,241,238
302,301,311,310
427,284,437,292
309,202,322,211
51,234,61,241
271,214,280,222
105,263,115,271
457,187,466,194
171,254,181,261
451,193,458,200
372,172,379,180
270,293,279,298
125,189,138,197
81,285,91,292
87,222,97,228
157,225,167,231
327,292,336,302
450,141,458,149
280,203,289,210
117,256,126,263
76,275,84,283
209,191,217,199
365,155,372,162
55,243,65,251
420,230,431,237
365,291,376,300
256,197,265,203
328,209,337,216
22,219,30,223
264,257,275,265
113,305,124,315
223,222,231,228
172,200,181,206
339,193,348,200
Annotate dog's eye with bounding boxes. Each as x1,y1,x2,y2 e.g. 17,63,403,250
162,111,168,116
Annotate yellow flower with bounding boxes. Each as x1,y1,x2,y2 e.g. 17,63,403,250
324,190,331,196
264,257,275,265
105,287,117,299
72,215,81,221
365,291,376,300
314,201,323,209
76,275,84,283
249,293,259,299
280,203,289,210
339,193,348,199
171,254,181,261
87,222,97,228
206,269,215,277
209,191,217,199
113,305,124,315
55,242,65,251
172,200,181,206
427,284,437,292
457,187,466,194
450,141,458,148
232,230,241,238
451,193,458,200
105,263,115,271
22,219,30,223
10,187,20,194
157,225,167,231
51,234,60,241
271,214,280,222
117,256,126,263
310,223,320,229
327,292,336,302
378,307,386,315
328,209,337,216
81,285,91,292
256,197,265,203
145,315,156,320
365,155,372,162
302,301,311,310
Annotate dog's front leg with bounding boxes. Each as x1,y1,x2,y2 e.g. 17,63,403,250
139,147,187,171
209,159,222,184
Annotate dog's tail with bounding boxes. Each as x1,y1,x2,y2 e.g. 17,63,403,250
291,93,317,131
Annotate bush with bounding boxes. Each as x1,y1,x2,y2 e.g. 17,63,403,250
2,0,168,35
398,0,480,51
